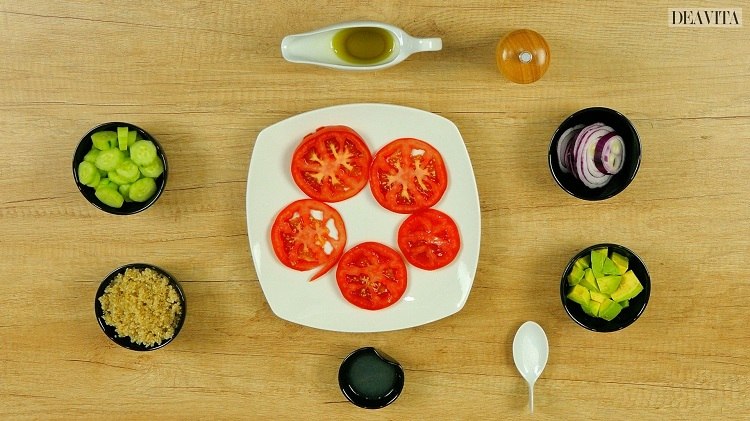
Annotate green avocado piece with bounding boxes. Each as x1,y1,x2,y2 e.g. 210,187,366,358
567,285,590,307
596,275,622,295
611,252,629,274
598,299,623,321
582,300,601,317
579,268,599,292
611,270,644,302
574,255,591,270
602,257,624,275
589,290,609,303
620,300,630,308
567,265,585,286
591,248,608,278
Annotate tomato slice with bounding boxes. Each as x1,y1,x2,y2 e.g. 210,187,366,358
291,126,372,203
335,242,408,310
369,137,448,213
397,208,461,270
270,199,347,281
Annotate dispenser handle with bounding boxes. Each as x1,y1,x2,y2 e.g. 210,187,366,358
414,37,443,52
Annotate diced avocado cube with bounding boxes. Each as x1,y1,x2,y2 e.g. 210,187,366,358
596,275,622,295
610,270,644,302
611,252,629,274
583,300,601,317
579,268,599,292
567,285,590,307
602,257,624,275
598,299,623,321
567,265,585,286
574,256,591,270
591,247,608,278
589,290,609,303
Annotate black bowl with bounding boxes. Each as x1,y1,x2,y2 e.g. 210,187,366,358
560,243,650,332
73,122,168,215
548,107,641,201
338,347,405,409
95,263,186,351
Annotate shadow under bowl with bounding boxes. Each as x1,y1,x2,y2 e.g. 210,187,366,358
95,263,186,351
72,121,167,215
548,107,641,201
560,243,650,332
338,347,405,409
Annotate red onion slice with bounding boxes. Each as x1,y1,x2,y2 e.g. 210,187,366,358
556,124,584,173
598,134,625,174
574,124,614,188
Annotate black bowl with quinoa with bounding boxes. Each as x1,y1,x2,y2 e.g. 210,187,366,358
95,263,186,351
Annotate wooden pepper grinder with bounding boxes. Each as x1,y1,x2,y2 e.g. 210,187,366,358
496,29,550,84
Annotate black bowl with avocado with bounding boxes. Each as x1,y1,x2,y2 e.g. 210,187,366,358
560,243,650,332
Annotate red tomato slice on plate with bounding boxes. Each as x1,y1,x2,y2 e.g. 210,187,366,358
291,126,372,202
369,137,448,213
270,199,347,281
336,242,408,310
397,208,461,270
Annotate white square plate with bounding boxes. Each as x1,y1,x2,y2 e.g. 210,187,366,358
246,103,480,332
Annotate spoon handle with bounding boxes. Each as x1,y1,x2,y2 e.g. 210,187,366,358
529,384,534,414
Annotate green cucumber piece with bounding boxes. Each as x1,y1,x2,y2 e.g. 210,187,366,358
128,130,137,147
118,184,132,202
91,130,117,150
130,140,157,166
95,186,124,208
94,148,125,172
129,177,157,202
107,170,130,186
117,127,129,151
77,161,100,187
116,159,141,183
83,148,100,164
139,158,164,178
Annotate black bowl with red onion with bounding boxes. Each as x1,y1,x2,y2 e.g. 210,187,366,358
548,107,641,201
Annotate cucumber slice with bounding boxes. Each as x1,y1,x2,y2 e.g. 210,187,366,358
117,127,129,151
128,130,137,147
91,131,117,150
96,178,111,190
129,177,157,202
107,170,130,186
116,159,141,183
95,186,124,208
118,183,132,202
130,140,158,166
83,148,100,164
139,158,164,178
77,161,100,187
94,149,125,172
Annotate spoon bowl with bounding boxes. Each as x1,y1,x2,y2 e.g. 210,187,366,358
512,321,549,413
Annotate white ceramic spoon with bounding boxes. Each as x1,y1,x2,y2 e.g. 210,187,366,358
512,321,549,414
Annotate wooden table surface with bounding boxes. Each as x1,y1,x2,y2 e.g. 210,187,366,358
2,1,749,419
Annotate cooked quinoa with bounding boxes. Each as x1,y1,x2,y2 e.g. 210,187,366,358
99,267,182,347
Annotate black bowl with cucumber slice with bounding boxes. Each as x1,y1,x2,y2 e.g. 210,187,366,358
560,243,650,332
73,122,167,215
